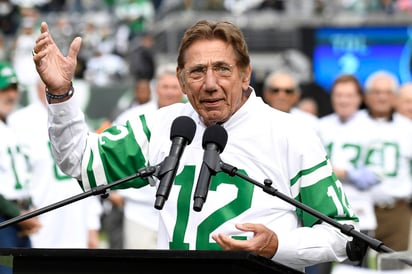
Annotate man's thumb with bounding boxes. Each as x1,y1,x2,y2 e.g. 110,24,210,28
68,37,82,58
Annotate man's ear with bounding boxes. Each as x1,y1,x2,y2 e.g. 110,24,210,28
176,68,187,94
241,65,252,88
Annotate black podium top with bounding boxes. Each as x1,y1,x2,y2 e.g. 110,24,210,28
0,248,304,274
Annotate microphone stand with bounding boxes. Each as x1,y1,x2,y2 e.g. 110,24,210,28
0,165,158,229
217,161,412,267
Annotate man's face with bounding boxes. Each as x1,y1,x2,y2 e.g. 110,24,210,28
364,76,395,118
396,85,412,120
0,85,19,121
134,80,151,105
331,81,362,120
156,74,183,108
177,39,251,126
263,74,299,113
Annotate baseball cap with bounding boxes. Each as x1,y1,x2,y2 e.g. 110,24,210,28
0,62,18,90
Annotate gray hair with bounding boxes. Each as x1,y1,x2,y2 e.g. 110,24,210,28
364,70,399,93
155,63,177,80
263,70,301,94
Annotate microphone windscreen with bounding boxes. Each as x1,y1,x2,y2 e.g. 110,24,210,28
202,124,228,152
170,116,196,144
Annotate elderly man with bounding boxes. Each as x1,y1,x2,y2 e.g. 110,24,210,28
32,20,358,272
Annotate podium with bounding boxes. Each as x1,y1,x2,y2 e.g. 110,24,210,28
0,249,303,274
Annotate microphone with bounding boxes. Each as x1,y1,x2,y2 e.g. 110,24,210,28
193,124,228,212
154,116,196,210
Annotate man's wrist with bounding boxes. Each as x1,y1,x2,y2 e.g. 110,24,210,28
45,82,74,104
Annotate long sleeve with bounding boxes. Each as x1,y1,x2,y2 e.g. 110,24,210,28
47,99,89,181
273,223,349,269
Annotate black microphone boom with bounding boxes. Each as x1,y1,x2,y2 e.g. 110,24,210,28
193,124,228,212
154,116,196,210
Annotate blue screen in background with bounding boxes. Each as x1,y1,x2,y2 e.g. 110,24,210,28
313,26,412,92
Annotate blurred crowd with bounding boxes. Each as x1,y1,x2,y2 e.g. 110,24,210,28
0,0,411,110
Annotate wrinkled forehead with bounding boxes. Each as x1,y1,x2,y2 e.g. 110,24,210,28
183,39,237,67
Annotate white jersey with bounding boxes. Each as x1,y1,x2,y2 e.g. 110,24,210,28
319,111,377,231
290,107,320,135
47,88,358,271
8,102,102,248
354,110,412,205
0,121,31,200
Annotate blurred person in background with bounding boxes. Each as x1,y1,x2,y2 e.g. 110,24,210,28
114,62,185,125
128,32,155,81
11,14,39,105
83,42,129,87
357,71,412,253
0,61,41,274
262,70,320,134
296,97,319,117
0,32,9,61
320,71,412,260
131,78,152,106
0,0,21,37
110,62,186,249
396,82,412,120
47,15,75,56
114,0,155,38
316,74,377,273
317,70,412,272
127,31,156,107
8,77,103,248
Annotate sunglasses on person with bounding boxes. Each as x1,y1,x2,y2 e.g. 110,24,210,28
267,87,295,94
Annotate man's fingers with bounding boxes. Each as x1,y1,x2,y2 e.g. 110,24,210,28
68,37,82,60
235,223,259,232
39,21,59,50
40,21,48,34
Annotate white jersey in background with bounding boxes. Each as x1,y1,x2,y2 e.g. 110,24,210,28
8,101,102,248
290,107,320,135
320,108,412,220
0,120,31,201
355,110,412,206
319,110,377,231
113,100,157,126
112,100,159,245
47,89,358,271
